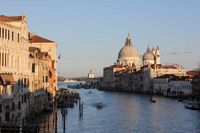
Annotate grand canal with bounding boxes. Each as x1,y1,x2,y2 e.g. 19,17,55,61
54,83,200,133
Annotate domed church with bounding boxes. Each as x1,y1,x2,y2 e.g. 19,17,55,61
143,46,160,66
117,34,141,68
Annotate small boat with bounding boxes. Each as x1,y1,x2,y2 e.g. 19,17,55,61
149,97,156,103
178,99,183,102
184,102,200,110
96,103,104,109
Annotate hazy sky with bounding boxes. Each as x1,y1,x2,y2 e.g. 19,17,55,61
1,0,200,77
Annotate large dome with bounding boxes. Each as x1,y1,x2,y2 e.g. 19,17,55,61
118,46,140,59
117,34,141,68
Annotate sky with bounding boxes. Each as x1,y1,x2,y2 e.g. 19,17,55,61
0,0,200,77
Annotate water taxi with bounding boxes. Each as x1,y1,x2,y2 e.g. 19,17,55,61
184,102,200,110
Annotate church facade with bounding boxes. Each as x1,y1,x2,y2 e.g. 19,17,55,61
101,34,188,95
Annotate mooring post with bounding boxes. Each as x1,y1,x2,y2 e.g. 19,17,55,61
82,101,84,116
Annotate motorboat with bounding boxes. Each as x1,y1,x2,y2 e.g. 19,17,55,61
95,103,104,109
149,97,156,103
184,102,200,110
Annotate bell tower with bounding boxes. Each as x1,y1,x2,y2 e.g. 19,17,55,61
155,46,160,64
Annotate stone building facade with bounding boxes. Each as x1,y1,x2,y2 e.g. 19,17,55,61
30,34,57,97
142,64,187,93
0,15,31,125
101,65,125,90
153,74,192,97
0,15,57,126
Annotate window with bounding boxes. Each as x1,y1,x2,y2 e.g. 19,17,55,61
12,31,14,41
8,30,10,40
52,61,55,68
2,28,4,38
17,33,20,42
18,80,20,89
0,104,2,113
22,95,24,104
24,95,27,103
18,101,21,110
5,112,10,122
5,54,7,66
27,78,29,86
12,102,15,111
5,105,10,121
32,63,35,73
49,71,52,78
2,53,4,66
0,52,1,66
46,76,48,82
5,29,7,39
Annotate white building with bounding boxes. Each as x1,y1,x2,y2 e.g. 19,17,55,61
0,15,57,127
102,33,188,94
153,74,192,97
142,64,187,92
88,69,95,79
0,15,31,124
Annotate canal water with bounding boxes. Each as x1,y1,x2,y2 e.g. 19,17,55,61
56,83,200,133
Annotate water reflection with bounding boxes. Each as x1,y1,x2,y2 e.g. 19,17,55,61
55,84,200,133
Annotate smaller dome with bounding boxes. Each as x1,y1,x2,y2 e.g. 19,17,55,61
143,51,155,60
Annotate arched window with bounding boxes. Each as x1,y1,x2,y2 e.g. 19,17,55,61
5,105,10,121
12,102,15,111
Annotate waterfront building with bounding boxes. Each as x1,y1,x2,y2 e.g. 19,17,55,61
0,15,57,127
115,67,137,91
101,65,125,90
142,64,187,93
101,33,187,94
153,74,192,97
117,34,141,69
86,69,100,88
30,34,57,97
88,69,95,79
0,15,31,125
130,70,143,93
28,47,50,113
191,73,200,97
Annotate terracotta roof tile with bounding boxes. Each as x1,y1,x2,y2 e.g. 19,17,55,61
0,15,24,22
30,34,55,43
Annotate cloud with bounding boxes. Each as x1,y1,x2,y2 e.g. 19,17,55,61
161,51,192,56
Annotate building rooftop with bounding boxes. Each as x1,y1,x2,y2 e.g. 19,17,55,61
187,71,200,78
154,74,190,81
104,64,124,69
0,15,25,22
30,34,55,43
